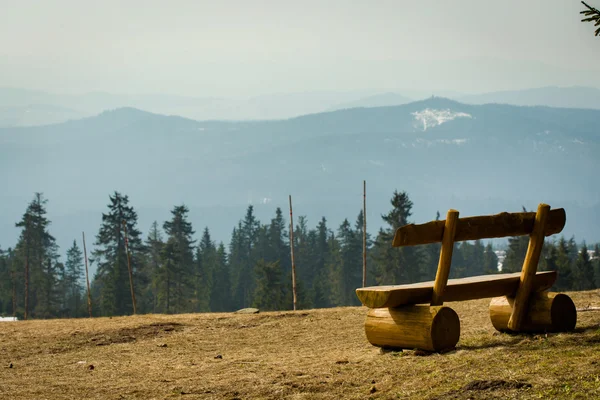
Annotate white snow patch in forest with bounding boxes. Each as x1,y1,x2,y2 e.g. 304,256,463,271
413,138,468,147
412,108,472,131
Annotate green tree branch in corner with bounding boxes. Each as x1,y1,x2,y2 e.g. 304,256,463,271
581,1,600,36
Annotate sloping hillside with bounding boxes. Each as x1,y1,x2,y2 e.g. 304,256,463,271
1,290,599,399
1,99,599,255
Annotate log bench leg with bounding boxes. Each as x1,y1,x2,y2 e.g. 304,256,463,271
489,292,577,333
365,305,460,352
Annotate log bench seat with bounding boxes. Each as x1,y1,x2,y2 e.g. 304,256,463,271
356,270,557,308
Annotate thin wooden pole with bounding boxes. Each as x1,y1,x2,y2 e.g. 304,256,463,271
24,248,29,320
508,203,550,331
10,249,16,319
122,221,137,315
431,209,459,306
362,180,367,288
82,232,93,318
289,195,297,311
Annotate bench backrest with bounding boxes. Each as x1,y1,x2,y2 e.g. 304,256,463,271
392,208,566,247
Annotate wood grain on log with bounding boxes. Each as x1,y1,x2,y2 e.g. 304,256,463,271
356,271,557,308
490,292,577,332
365,306,460,352
392,208,566,247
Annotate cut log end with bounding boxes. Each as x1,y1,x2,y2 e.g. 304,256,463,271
490,292,577,333
365,306,460,352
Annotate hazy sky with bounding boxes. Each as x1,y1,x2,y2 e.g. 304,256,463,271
1,0,599,97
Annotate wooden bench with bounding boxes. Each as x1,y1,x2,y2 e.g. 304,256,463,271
355,204,577,352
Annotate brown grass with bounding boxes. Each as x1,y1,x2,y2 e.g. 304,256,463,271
1,290,600,399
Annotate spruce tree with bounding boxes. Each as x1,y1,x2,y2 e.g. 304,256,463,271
326,232,344,306
482,243,499,274
422,211,442,281
554,237,574,291
64,240,84,317
228,223,245,310
232,206,260,308
312,217,333,308
163,205,195,313
196,227,216,312
92,192,144,316
253,260,285,310
158,238,178,313
594,244,600,289
145,221,164,313
210,242,231,312
574,243,595,290
502,235,529,273
14,193,60,319
373,191,423,285
0,247,10,315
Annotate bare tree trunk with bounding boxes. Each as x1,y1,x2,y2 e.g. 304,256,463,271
289,195,297,311
363,180,367,288
82,232,93,318
24,250,29,320
122,221,137,315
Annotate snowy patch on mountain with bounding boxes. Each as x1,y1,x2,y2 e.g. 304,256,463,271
412,108,472,131
413,138,469,147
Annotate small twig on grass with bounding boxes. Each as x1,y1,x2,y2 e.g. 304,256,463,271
576,306,600,312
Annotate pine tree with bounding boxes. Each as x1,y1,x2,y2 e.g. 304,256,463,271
593,244,600,289
482,243,499,274
502,235,529,273
337,218,359,305
422,211,442,281
554,237,574,291
0,247,10,315
92,192,144,316
163,205,195,313
210,242,231,312
145,221,164,313
158,238,178,313
253,260,285,310
373,191,423,286
312,217,333,308
327,232,345,306
64,240,84,317
14,193,60,319
228,223,245,310
196,227,216,312
574,243,595,290
232,206,260,308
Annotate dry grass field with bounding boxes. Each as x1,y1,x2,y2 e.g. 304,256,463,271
1,290,599,399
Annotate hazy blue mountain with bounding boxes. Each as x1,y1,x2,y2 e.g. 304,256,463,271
328,92,412,110
1,99,599,272
0,87,379,125
0,104,85,127
458,86,600,109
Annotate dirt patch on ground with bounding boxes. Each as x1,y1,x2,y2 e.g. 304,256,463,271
87,322,185,346
1,290,599,399
431,379,533,399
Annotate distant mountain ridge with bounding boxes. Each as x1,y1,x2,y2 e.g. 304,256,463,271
1,99,598,268
457,86,600,109
2,86,600,127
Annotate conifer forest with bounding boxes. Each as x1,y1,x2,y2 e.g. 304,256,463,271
1,191,598,319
